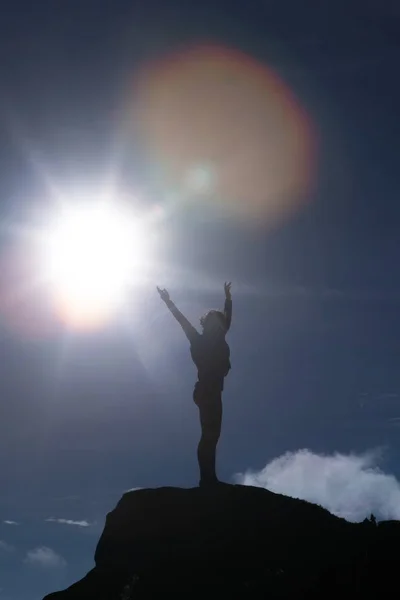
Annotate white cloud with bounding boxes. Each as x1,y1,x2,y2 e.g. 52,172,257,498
3,521,18,526
0,541,14,553
24,546,66,568
45,518,90,527
235,449,400,522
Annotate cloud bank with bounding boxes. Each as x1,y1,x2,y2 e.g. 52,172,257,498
45,518,90,527
236,449,400,522
24,547,66,568
3,521,18,526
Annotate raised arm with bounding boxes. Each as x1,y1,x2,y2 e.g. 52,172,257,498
157,287,198,343
224,282,232,332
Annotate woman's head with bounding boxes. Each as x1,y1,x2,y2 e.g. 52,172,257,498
200,310,228,336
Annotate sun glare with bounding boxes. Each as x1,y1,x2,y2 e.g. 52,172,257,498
41,202,149,328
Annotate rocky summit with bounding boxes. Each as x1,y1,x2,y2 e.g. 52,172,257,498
43,484,399,598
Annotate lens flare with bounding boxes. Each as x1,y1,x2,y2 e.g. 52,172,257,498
133,44,316,224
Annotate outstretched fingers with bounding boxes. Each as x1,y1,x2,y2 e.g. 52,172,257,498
157,286,170,302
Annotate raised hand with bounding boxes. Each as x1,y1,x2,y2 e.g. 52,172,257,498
224,281,232,300
157,286,170,303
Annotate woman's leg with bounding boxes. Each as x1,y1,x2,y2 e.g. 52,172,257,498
195,387,223,485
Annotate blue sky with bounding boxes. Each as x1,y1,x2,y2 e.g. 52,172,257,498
1,1,400,598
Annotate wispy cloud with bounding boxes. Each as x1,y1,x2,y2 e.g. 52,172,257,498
45,517,90,527
3,521,18,526
236,449,400,522
24,546,66,568
0,541,15,553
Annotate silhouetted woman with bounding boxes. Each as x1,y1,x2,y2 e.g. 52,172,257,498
157,283,232,486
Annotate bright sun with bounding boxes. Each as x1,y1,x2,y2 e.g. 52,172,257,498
41,201,149,328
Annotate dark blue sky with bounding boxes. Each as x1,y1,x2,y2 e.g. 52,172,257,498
1,1,400,598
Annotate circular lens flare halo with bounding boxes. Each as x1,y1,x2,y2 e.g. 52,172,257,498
133,43,317,224
40,199,151,330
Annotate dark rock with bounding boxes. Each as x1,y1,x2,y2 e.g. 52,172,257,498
43,484,399,598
